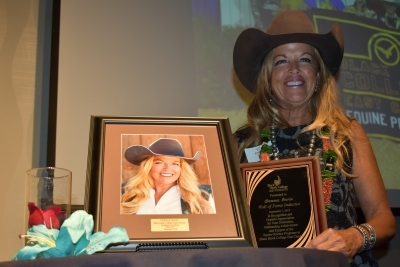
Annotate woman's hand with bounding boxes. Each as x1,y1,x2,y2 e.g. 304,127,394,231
307,121,396,261
305,227,364,260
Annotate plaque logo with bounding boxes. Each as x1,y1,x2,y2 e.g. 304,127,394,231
267,176,288,191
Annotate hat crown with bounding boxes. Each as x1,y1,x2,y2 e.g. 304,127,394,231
148,138,185,157
266,10,316,35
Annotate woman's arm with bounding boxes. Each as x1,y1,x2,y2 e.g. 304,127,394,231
306,120,395,259
350,120,395,247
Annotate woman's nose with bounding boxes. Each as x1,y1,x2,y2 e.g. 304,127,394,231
288,61,300,74
162,163,172,169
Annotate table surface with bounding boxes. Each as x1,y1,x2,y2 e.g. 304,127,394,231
0,247,350,267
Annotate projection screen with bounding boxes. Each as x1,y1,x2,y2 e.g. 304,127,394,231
56,0,400,206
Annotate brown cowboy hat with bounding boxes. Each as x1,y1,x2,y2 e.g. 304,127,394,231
233,10,344,93
124,138,202,166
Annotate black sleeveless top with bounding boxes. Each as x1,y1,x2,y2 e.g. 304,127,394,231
238,124,378,267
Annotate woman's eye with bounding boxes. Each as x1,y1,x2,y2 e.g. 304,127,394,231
274,59,286,66
300,58,312,63
155,161,163,165
173,162,180,166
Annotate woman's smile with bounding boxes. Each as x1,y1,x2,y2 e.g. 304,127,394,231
284,79,304,87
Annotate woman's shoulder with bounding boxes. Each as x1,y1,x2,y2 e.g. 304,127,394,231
234,125,253,144
198,184,212,194
349,119,366,135
348,120,371,151
234,124,252,136
198,185,212,201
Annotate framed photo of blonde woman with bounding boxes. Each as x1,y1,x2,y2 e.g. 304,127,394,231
85,116,256,251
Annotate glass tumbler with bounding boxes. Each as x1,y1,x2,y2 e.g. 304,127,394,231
25,167,72,230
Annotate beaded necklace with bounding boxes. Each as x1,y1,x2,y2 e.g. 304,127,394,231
259,124,337,211
269,123,317,160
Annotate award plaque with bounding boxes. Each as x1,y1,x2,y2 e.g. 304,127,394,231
240,156,327,248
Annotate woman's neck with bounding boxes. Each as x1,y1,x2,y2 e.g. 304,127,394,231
153,184,176,204
278,108,313,127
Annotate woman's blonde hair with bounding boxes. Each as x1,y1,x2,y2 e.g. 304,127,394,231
121,156,213,214
236,47,353,174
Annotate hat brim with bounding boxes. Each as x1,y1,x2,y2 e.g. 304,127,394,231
125,145,202,166
233,24,343,93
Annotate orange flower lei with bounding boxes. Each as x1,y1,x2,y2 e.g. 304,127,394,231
320,128,337,212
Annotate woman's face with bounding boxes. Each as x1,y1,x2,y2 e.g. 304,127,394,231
150,155,181,187
270,43,319,109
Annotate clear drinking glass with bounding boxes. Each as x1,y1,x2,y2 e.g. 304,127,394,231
25,167,72,231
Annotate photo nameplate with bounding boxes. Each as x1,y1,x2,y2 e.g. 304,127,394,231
151,219,190,232
240,157,327,248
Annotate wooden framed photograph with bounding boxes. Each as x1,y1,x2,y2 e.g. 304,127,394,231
85,116,256,251
240,157,327,248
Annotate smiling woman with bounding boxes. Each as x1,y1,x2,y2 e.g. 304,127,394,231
233,10,395,266
121,138,216,215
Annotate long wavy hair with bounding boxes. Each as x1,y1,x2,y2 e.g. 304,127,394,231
235,47,353,174
121,156,214,214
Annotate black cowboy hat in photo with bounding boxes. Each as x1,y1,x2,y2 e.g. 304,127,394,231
233,10,344,93
124,138,202,166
